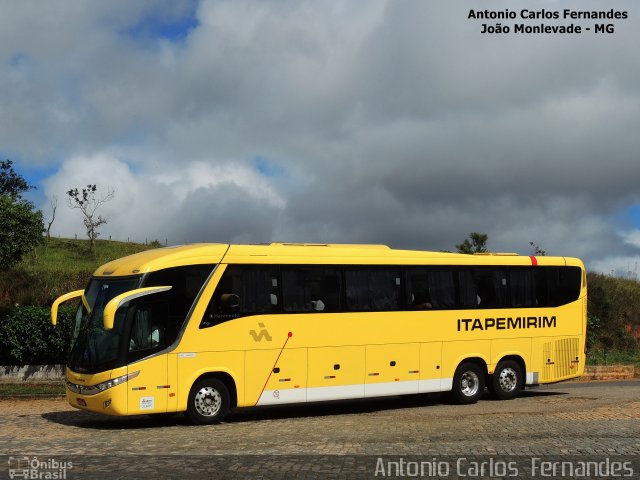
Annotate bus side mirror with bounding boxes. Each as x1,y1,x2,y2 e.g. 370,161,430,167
103,286,172,330
220,293,240,310
51,290,85,325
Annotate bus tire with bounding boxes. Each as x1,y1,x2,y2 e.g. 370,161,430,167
452,362,484,404
491,360,523,400
186,379,230,425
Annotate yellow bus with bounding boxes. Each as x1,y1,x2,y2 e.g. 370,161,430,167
51,243,586,424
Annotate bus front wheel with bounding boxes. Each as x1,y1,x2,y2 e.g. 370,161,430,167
186,379,230,425
452,362,485,404
490,360,523,400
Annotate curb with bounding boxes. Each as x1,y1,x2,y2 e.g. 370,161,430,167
0,394,66,399
571,365,637,382
0,364,65,383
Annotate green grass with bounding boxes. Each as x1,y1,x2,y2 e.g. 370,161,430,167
22,237,153,273
0,237,154,308
586,348,640,367
0,383,65,396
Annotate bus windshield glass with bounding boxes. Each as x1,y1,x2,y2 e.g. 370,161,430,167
68,277,141,373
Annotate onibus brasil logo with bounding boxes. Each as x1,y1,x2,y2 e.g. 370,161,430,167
8,456,73,479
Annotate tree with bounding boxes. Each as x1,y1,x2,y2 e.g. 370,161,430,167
45,196,57,243
0,160,32,198
529,241,546,256
0,161,44,269
67,185,115,254
456,232,488,254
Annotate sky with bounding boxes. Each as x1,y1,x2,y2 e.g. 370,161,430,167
1,0,639,276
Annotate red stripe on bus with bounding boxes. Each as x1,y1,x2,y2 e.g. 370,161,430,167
530,256,538,266
255,332,293,405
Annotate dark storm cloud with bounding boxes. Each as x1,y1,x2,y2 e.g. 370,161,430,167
169,184,282,244
1,0,638,273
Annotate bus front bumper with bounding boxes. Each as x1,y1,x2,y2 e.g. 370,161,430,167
65,371,132,416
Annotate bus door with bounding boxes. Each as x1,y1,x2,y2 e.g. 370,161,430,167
126,298,170,414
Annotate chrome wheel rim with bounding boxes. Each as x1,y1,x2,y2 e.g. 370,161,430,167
460,371,480,397
194,387,222,417
498,367,518,392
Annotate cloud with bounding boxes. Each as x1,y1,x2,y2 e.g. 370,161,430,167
590,255,640,279
43,153,287,244
3,0,640,273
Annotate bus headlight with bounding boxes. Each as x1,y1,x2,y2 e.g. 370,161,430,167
68,371,140,395
95,371,140,392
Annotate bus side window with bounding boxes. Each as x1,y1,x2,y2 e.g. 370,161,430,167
472,269,505,308
201,266,278,327
405,269,432,309
129,300,168,352
536,267,581,307
130,264,213,358
558,267,582,304
282,267,341,312
428,270,456,309
345,268,401,311
509,268,536,307
456,270,477,308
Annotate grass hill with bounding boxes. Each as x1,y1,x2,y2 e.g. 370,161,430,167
0,237,154,308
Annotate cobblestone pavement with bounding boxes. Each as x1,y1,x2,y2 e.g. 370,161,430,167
1,380,639,479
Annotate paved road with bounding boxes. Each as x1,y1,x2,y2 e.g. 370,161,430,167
1,380,639,479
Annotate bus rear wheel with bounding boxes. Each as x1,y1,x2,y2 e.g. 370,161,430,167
186,379,230,425
452,362,485,404
490,360,523,400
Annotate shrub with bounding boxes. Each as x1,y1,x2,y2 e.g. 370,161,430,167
587,272,640,352
0,194,44,269
0,305,76,365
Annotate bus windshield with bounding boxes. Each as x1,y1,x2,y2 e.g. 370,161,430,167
68,277,141,373
66,265,215,374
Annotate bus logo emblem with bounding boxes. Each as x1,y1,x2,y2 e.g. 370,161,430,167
249,323,272,342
